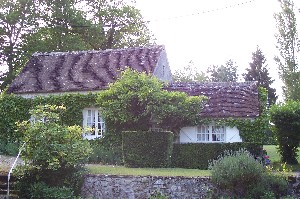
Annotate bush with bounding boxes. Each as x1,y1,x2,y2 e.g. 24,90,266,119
29,182,75,199
122,131,174,168
172,143,262,169
88,134,123,165
270,101,300,164
209,149,288,198
15,105,92,198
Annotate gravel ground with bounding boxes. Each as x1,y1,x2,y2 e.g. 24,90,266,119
0,155,24,173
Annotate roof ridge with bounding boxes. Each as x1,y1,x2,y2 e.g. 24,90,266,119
32,45,164,57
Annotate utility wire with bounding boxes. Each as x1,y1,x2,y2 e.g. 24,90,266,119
145,0,256,23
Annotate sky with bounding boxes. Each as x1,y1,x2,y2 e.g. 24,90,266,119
135,0,300,100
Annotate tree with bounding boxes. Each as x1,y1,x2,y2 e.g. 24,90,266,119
274,0,300,100
84,0,153,49
173,61,208,82
270,101,300,164
97,68,207,134
0,0,39,91
0,0,154,91
243,47,277,106
207,59,238,82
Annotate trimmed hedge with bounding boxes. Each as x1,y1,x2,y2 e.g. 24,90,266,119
122,131,174,168
172,142,262,169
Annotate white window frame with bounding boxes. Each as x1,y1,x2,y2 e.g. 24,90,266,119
82,108,105,140
197,125,226,143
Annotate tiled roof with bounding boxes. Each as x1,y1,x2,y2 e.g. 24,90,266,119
7,45,165,94
164,81,260,118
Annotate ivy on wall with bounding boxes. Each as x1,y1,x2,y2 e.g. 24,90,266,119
0,93,97,148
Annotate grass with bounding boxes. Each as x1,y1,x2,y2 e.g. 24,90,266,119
86,164,211,177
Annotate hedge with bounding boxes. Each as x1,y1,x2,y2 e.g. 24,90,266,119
122,131,174,168
172,142,262,169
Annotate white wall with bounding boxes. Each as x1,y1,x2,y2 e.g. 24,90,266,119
179,125,242,143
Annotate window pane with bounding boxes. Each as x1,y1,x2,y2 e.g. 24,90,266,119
197,125,209,142
212,126,225,142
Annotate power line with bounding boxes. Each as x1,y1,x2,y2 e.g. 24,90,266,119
146,0,256,23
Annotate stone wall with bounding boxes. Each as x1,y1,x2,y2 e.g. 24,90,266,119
81,174,214,199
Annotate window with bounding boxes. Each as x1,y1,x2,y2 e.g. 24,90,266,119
212,126,225,142
197,125,225,142
197,125,209,142
83,108,105,139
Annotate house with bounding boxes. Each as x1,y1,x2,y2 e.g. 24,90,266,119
165,82,259,143
6,45,260,142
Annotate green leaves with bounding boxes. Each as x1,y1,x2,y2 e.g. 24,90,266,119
97,68,207,133
274,0,300,100
18,104,92,170
270,100,300,164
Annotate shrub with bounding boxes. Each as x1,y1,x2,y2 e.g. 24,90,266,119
15,105,92,198
88,133,123,165
122,131,174,168
209,149,288,198
270,101,300,164
29,182,75,199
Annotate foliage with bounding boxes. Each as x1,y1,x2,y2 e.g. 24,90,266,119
85,0,153,49
207,59,238,82
274,0,300,100
0,94,31,153
122,131,174,168
0,0,39,91
243,46,277,106
172,143,262,169
15,105,92,198
28,182,75,199
149,191,169,199
236,87,270,143
32,93,97,126
88,134,123,165
97,68,207,133
208,149,288,198
270,101,300,164
0,0,154,91
173,60,208,82
0,93,97,155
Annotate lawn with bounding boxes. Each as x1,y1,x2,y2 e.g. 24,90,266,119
86,164,211,177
